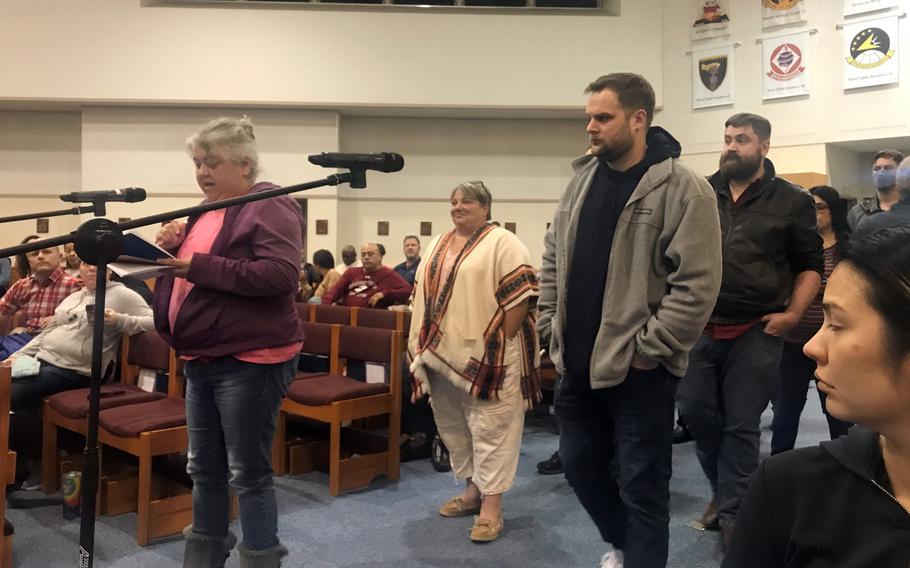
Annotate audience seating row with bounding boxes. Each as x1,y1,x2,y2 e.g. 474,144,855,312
302,303,411,335
41,332,197,546
272,304,407,496
30,303,411,545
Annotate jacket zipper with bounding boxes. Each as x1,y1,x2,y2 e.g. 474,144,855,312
870,478,910,521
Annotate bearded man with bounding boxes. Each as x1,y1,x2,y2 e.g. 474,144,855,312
677,112,824,551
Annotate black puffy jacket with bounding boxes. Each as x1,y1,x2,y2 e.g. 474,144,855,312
708,158,823,324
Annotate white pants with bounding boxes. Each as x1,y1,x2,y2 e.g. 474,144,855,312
428,339,525,495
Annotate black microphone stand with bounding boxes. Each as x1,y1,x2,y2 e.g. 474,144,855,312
0,206,96,226
0,171,357,567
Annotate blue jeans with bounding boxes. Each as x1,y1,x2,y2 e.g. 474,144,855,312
677,325,783,526
771,341,852,454
184,356,297,551
556,365,678,568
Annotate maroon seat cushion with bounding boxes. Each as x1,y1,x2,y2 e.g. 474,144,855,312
286,375,389,406
48,384,165,419
99,398,186,438
294,371,328,381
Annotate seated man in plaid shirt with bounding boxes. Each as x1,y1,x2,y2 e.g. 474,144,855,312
0,244,82,359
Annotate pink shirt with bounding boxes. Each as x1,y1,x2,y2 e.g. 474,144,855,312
168,210,302,364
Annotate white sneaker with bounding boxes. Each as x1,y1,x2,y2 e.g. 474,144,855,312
599,548,624,568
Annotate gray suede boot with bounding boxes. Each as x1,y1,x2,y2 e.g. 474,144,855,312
238,543,289,568
182,525,238,568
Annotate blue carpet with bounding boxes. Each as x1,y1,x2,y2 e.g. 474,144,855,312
8,385,831,567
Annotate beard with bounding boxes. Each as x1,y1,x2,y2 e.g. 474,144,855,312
591,123,635,163
719,151,763,181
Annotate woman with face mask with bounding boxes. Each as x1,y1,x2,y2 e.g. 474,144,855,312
723,227,910,567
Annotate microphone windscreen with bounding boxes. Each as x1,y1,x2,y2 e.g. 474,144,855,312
381,153,405,173
121,188,147,202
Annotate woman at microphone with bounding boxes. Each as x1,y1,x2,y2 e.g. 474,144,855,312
155,116,303,568
408,181,540,543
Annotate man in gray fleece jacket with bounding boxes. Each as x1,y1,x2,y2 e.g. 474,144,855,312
538,73,722,568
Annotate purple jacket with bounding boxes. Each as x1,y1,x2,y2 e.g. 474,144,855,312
153,182,305,357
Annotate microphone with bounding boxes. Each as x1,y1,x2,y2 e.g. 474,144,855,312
308,152,404,173
60,188,147,204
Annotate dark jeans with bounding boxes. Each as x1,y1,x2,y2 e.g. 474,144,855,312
677,325,783,527
10,361,90,465
556,365,677,568
771,341,853,454
184,356,296,551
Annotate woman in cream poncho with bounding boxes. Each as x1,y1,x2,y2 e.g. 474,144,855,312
408,181,540,543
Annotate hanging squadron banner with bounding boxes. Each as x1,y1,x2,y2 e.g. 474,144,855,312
762,0,808,30
843,0,900,17
692,0,732,42
692,44,735,108
843,15,899,89
763,31,810,99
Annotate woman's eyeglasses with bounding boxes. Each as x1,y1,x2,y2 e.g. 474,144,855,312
814,203,830,211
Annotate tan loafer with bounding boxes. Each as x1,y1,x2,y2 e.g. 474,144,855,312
438,496,481,518
470,516,503,542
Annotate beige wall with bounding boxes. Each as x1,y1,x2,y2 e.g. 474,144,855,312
1,0,663,110
335,116,582,265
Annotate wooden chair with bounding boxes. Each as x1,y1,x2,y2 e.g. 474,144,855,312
273,321,336,476
0,367,15,567
352,307,397,330
93,331,191,546
41,333,169,493
312,304,355,325
276,324,402,495
296,302,312,322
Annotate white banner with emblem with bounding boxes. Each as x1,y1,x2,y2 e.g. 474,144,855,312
762,0,808,30
692,44,736,109
843,15,900,89
844,0,900,17
691,0,732,42
762,31,810,99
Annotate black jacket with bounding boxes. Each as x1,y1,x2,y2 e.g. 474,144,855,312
724,427,910,568
708,158,823,323
854,200,910,237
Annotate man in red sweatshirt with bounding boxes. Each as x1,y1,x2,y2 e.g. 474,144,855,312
322,242,411,308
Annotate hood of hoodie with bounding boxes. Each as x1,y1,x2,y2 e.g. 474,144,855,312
642,126,682,164
820,426,881,481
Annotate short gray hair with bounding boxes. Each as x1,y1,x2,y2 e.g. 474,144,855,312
451,181,493,221
898,156,910,201
186,116,260,182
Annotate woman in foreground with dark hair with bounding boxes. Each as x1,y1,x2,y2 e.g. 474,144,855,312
724,227,910,567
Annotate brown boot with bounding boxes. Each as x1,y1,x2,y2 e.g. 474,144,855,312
691,497,719,531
